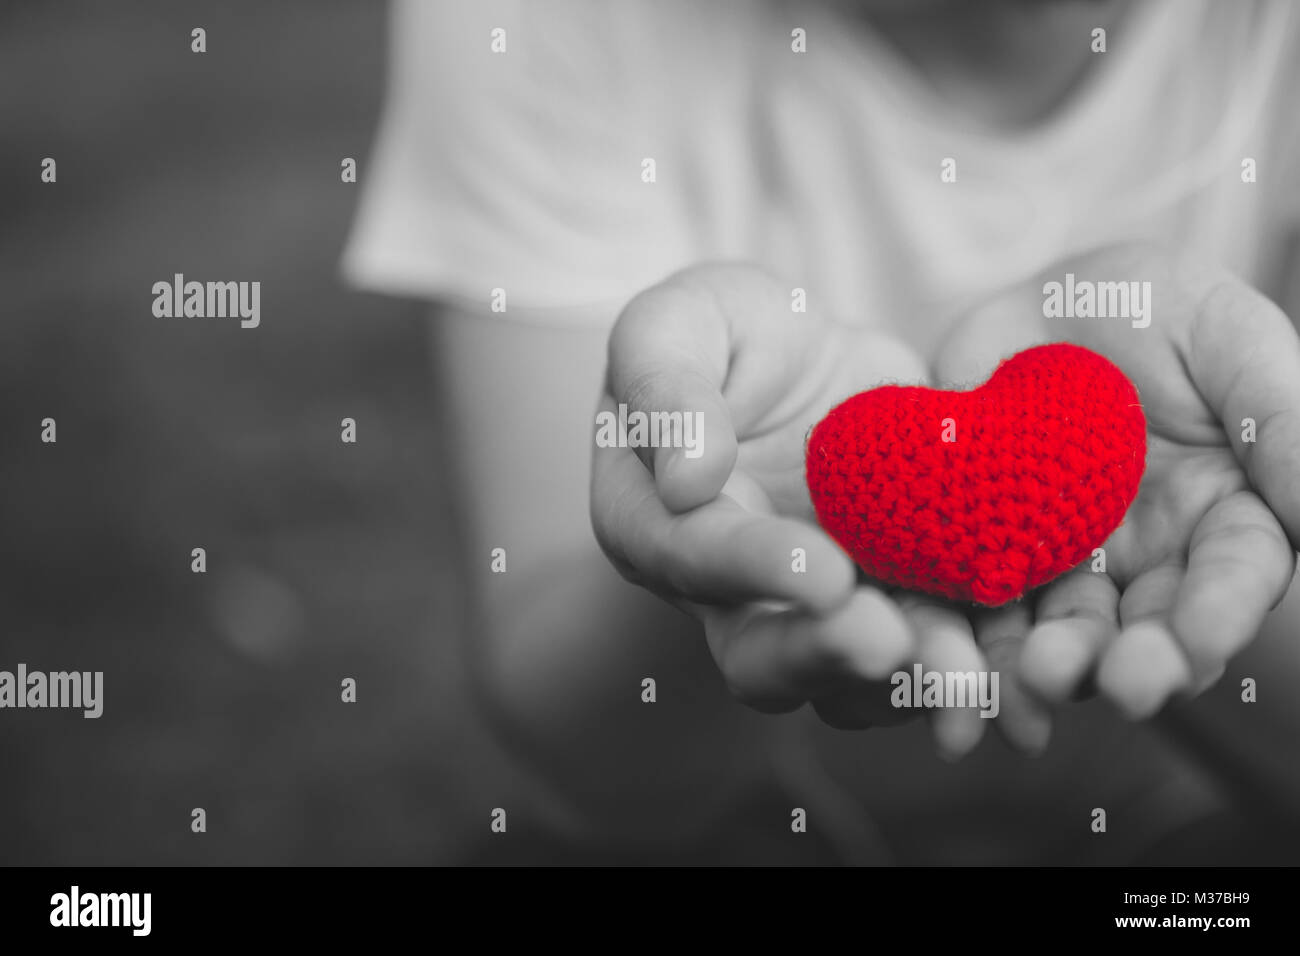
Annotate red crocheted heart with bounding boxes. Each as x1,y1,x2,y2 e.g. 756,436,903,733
805,342,1146,607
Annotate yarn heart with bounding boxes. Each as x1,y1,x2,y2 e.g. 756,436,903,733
805,342,1146,606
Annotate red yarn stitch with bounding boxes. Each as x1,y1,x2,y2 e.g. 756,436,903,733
805,343,1147,607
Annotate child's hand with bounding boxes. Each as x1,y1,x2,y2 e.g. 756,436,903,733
592,263,1002,758
934,243,1300,729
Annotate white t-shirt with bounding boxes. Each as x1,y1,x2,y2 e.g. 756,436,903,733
342,0,1300,357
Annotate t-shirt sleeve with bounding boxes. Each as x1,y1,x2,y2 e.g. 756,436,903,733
340,0,694,321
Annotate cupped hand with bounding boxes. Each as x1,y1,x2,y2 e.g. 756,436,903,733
591,263,1002,757
933,243,1300,737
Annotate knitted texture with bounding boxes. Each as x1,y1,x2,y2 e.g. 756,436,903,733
805,343,1147,606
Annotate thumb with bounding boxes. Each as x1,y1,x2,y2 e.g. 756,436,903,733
606,280,739,512
932,284,1052,387
1185,278,1300,550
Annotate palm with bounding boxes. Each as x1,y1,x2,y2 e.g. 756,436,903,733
935,243,1300,721
1104,435,1244,587
599,263,990,754
730,322,928,520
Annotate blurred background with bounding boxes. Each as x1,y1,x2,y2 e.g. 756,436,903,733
4,0,1300,867
0,0,523,865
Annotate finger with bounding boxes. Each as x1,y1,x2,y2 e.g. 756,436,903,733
591,442,856,612
703,588,915,713
973,603,1051,756
606,282,738,512
1020,565,1120,703
1117,561,1184,626
931,286,1053,387
899,598,991,761
1185,277,1300,549
1169,490,1294,687
1097,564,1193,719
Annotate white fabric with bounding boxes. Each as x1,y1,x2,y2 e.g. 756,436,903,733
342,0,1300,355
